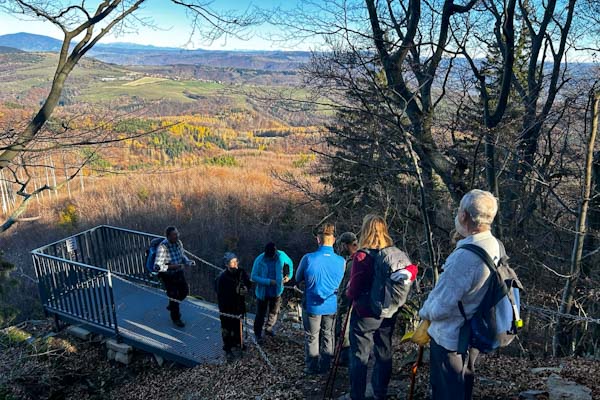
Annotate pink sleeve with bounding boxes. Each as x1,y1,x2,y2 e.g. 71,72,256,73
346,251,372,300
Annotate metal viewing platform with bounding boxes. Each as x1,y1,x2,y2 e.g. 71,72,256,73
31,225,244,367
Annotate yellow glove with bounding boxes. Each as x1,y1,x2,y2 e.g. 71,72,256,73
410,320,431,346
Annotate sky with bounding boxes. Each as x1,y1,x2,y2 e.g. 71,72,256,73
0,0,315,51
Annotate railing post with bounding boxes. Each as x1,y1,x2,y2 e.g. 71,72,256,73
106,269,121,342
32,255,49,317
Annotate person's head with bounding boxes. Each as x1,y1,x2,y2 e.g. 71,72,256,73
165,226,179,244
223,252,238,270
264,242,277,259
336,232,358,257
455,189,498,237
317,223,336,246
358,214,393,250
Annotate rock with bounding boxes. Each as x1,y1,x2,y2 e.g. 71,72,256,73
90,334,104,343
106,339,132,354
154,354,164,367
115,351,133,365
531,367,563,374
520,389,549,399
66,325,91,341
479,377,505,386
107,349,116,360
547,374,592,400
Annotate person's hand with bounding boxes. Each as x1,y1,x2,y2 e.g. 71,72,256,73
283,276,290,284
189,260,196,267
270,279,277,286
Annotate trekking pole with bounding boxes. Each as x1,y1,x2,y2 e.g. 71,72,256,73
323,308,352,400
408,345,424,400
239,314,244,351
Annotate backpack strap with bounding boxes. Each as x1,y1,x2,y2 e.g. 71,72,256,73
457,243,499,322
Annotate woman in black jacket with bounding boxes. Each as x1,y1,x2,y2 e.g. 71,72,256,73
215,252,251,359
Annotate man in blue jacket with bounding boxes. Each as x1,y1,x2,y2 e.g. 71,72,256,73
296,223,345,375
251,242,294,341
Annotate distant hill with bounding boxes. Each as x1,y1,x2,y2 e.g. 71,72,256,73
0,32,311,71
0,32,63,52
0,46,25,53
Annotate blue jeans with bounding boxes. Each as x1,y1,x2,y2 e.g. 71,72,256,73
349,309,396,400
302,311,336,372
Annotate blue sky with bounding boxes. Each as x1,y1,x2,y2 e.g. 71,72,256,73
0,0,314,50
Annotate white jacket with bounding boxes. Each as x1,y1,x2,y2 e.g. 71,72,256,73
419,231,500,351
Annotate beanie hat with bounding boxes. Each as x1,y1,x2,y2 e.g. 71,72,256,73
223,252,237,267
338,232,357,244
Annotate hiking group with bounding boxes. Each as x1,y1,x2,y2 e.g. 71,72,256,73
149,189,522,400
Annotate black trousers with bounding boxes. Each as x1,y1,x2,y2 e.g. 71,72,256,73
159,270,189,321
429,338,479,400
349,310,397,400
254,296,281,337
220,316,243,351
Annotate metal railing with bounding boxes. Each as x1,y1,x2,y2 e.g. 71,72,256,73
31,225,224,337
32,251,119,336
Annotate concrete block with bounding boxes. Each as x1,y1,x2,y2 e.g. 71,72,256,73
106,339,132,354
107,349,116,360
154,354,164,367
115,351,133,365
67,326,91,341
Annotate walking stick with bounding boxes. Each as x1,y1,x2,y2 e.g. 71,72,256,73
323,308,352,400
408,345,424,400
239,315,244,350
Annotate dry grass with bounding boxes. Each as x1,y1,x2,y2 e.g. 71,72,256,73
1,150,323,307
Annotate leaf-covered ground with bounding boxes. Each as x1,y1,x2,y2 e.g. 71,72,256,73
1,320,598,399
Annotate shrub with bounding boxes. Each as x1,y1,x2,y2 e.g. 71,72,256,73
204,155,238,167
58,202,79,229
293,153,316,168
137,187,150,202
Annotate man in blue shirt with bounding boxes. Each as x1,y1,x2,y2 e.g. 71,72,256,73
296,223,345,374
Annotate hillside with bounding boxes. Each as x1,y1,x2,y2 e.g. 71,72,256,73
0,46,24,53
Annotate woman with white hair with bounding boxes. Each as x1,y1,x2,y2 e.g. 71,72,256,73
419,189,500,400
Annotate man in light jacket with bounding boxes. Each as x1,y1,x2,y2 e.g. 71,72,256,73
251,242,294,341
419,189,500,400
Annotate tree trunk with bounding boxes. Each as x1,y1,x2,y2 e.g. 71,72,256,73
485,129,502,238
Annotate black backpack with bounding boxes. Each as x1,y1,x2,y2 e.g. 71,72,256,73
361,246,415,318
457,242,523,354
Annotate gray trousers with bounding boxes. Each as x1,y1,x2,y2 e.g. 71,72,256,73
302,310,336,372
430,338,479,400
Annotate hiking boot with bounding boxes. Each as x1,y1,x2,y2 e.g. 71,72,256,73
172,319,185,328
